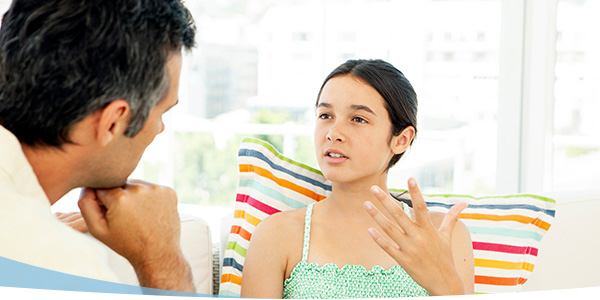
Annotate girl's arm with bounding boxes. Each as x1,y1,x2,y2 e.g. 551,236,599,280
427,212,474,294
448,218,475,294
241,214,290,298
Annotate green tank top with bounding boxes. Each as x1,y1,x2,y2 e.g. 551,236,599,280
282,202,430,299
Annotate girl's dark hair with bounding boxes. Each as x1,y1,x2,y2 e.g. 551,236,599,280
391,190,413,207
316,59,418,170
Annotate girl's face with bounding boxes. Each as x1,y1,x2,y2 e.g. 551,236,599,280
314,74,406,186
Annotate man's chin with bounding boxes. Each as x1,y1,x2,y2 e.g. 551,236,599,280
85,179,128,190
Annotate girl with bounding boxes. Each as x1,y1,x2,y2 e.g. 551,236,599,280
241,59,474,298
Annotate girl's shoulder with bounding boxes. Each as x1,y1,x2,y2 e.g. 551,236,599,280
251,206,308,245
262,206,307,226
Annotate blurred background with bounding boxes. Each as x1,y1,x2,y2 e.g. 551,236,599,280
1,0,595,239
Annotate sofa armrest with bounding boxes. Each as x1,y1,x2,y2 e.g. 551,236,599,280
522,192,600,291
180,213,213,294
87,212,214,294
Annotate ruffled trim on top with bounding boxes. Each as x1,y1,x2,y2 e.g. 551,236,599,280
287,261,405,279
283,261,430,298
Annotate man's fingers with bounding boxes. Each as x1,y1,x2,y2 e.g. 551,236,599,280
55,212,89,233
70,219,89,233
94,186,124,210
57,212,80,221
78,188,108,237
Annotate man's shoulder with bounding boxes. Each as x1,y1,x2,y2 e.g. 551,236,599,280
0,126,48,201
0,200,120,283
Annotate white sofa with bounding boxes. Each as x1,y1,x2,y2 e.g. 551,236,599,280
94,191,600,295
521,191,600,291
212,192,600,294
96,212,216,295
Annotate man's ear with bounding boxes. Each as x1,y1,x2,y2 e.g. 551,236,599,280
96,100,130,146
390,126,415,155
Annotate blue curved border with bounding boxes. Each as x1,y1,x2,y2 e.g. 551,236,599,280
0,256,216,297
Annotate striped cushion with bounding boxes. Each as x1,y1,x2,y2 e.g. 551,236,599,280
219,138,556,296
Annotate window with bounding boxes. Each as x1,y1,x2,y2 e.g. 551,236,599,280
160,0,504,206
496,0,599,196
553,0,600,192
140,0,505,234
4,0,588,239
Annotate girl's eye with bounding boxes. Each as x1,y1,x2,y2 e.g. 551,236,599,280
318,113,332,119
352,116,367,123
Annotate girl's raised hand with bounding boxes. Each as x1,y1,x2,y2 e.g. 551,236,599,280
363,177,469,296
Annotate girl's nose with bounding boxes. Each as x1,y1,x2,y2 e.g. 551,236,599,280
326,123,345,142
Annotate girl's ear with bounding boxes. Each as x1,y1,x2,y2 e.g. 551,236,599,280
390,126,415,155
95,99,131,146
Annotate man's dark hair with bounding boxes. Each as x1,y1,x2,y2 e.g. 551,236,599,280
0,0,196,147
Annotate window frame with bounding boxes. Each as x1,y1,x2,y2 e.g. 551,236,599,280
497,0,600,200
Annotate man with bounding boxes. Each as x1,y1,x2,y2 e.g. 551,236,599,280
0,0,196,293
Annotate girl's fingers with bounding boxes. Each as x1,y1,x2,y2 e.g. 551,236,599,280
367,227,403,261
407,178,433,228
364,201,407,247
370,185,417,236
438,202,468,238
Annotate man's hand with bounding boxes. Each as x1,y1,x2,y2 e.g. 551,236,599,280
55,212,88,233
78,179,194,293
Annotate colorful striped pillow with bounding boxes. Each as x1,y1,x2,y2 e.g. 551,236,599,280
219,137,556,296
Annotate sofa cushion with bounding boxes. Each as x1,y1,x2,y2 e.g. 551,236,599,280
219,137,556,296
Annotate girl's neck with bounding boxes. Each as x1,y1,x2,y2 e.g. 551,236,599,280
325,178,390,216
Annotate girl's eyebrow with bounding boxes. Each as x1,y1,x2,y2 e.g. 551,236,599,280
317,102,376,115
350,104,376,115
